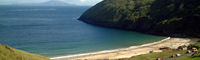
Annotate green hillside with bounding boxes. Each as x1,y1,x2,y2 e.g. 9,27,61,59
0,44,49,60
79,0,200,37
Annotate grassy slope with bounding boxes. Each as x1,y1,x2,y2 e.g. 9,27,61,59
0,44,49,60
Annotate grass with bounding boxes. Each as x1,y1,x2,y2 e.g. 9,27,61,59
175,56,200,60
118,42,200,60
118,50,186,60
0,44,50,60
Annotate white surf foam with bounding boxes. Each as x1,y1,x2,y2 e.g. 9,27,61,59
50,37,171,59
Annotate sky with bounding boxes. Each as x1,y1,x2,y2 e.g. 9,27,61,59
0,0,103,6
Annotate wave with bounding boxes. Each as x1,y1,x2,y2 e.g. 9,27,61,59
50,37,171,59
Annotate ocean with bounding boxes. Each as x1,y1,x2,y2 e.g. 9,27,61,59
0,6,165,57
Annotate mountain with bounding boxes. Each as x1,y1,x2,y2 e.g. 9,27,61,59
15,0,75,6
0,44,49,60
79,0,200,37
37,0,73,6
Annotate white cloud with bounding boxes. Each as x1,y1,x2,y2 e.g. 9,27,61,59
79,0,102,3
80,0,86,2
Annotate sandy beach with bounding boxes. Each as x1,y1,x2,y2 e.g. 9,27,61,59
51,37,191,60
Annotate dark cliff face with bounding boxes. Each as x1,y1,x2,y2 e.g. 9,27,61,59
79,0,200,37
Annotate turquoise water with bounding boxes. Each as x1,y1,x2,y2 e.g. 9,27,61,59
0,6,165,57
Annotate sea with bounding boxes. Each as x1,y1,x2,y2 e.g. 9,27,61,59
0,6,166,57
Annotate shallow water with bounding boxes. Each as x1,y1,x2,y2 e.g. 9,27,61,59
0,6,165,57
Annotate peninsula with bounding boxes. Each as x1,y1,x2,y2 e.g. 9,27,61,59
79,0,200,37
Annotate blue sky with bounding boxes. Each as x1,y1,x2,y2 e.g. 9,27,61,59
0,0,103,6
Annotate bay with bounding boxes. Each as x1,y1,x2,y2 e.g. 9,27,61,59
0,6,165,57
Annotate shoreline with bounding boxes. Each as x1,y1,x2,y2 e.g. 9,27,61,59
51,37,191,60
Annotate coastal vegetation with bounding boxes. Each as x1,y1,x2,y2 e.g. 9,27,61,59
79,0,200,37
0,44,49,60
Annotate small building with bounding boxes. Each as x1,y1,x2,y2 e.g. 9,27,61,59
177,45,187,50
186,50,192,54
192,48,198,52
176,54,181,57
156,58,162,60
